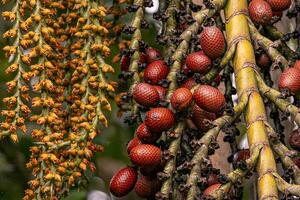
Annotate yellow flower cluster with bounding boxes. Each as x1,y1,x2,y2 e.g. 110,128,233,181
1,0,117,199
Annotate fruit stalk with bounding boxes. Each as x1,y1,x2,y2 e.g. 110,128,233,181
212,143,263,199
272,172,300,196
185,92,248,200
248,21,288,68
256,73,300,126
225,0,279,199
266,125,300,184
158,122,186,199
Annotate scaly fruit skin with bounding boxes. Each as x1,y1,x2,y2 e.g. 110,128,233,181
132,83,159,107
130,144,161,167
144,60,169,85
145,107,175,133
256,53,271,69
193,85,225,113
121,53,147,72
203,183,221,197
288,130,300,151
294,60,300,70
109,167,138,197
191,104,216,132
278,67,300,94
181,78,197,90
233,149,250,166
145,48,161,63
293,157,300,168
266,0,291,11
127,138,142,154
134,176,160,198
185,51,212,73
171,88,193,111
153,85,166,101
136,123,158,143
200,26,225,59
249,0,273,25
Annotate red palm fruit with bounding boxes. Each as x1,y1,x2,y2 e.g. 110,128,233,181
109,167,138,197
185,51,212,73
257,53,271,69
278,67,300,94
266,0,291,11
121,53,147,72
171,88,193,111
207,173,219,186
200,26,225,59
130,144,161,167
288,130,300,151
127,138,142,154
145,47,161,63
191,104,216,132
136,123,158,143
293,157,300,168
203,183,221,197
135,176,160,198
144,60,169,85
193,85,225,113
249,0,273,25
145,107,175,133
132,83,159,107
153,85,166,100
181,78,197,90
233,149,250,165
214,74,222,85
294,60,300,70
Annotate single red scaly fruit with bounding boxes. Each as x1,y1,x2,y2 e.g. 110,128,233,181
293,157,300,168
145,107,175,133
288,130,300,151
121,53,147,72
200,26,225,59
136,123,158,143
249,0,273,25
144,60,169,85
127,137,142,154
294,60,300,70
135,176,160,198
181,78,197,90
171,88,193,111
153,85,167,101
185,51,212,73
191,104,216,132
130,144,161,167
203,183,222,197
132,83,159,107
278,67,300,94
233,149,250,164
109,167,138,197
266,0,291,11
145,47,161,63
214,74,222,85
193,85,225,113
256,53,271,69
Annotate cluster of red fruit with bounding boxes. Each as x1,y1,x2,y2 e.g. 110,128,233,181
110,26,229,198
249,0,291,25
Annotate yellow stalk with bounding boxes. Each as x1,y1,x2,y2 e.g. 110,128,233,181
224,0,279,199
